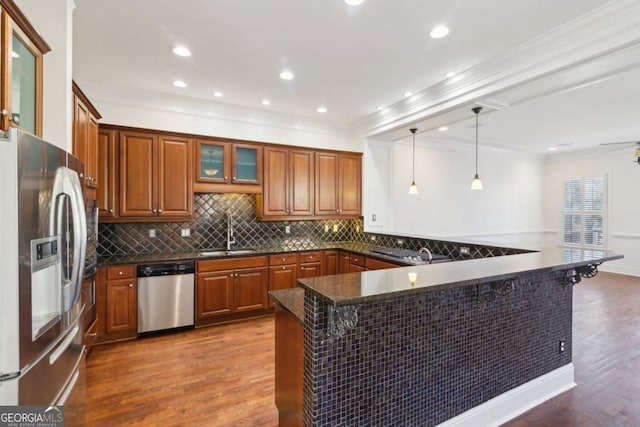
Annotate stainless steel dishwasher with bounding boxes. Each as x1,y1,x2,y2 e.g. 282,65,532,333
137,261,195,334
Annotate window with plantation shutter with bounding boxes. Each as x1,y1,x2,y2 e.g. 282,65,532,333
562,176,606,247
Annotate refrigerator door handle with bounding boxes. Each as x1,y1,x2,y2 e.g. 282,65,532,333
49,325,79,365
50,167,87,312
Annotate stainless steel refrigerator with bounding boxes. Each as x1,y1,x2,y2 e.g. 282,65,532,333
0,128,87,417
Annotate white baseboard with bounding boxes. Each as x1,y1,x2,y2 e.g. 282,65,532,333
437,364,575,427
599,264,640,277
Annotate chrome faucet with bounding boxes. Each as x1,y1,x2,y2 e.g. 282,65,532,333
226,210,235,250
418,247,433,264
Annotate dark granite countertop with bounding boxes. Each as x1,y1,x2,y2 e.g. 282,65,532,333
296,246,623,306
269,288,305,324
98,241,415,266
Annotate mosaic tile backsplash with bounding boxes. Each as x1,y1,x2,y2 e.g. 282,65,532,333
303,270,573,426
98,194,361,256
98,193,531,258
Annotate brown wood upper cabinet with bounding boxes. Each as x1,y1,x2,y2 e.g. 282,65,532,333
119,130,193,220
72,81,101,190
194,138,262,193
315,152,362,217
97,128,117,220
0,0,50,135
257,146,314,219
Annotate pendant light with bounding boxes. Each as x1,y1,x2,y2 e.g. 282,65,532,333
409,128,418,194
470,106,483,190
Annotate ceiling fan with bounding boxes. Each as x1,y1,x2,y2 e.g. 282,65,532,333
599,141,640,165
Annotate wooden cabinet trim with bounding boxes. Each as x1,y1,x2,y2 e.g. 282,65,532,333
0,0,50,53
197,256,267,272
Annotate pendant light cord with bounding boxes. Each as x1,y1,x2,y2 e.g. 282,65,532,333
410,127,417,183
472,107,482,175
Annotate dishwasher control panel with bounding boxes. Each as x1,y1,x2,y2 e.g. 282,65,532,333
137,261,195,277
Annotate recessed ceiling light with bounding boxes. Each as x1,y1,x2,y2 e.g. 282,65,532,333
172,80,187,88
430,25,450,39
404,92,413,98
214,91,223,97
345,0,364,5
438,126,448,131
172,46,191,57
279,70,294,80
445,71,457,78
548,147,557,151
376,106,384,111
11,51,19,58
262,100,271,106
317,106,327,113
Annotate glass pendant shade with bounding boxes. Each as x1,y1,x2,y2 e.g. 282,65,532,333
470,174,483,190
409,181,418,194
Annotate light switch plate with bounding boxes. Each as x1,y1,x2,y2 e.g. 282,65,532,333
181,228,191,237
149,229,156,238
285,225,291,234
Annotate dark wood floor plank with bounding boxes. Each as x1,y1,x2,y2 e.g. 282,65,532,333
85,271,640,426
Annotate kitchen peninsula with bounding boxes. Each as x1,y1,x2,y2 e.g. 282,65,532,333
270,247,623,426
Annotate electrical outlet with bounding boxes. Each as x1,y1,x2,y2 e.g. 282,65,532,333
181,228,191,237
356,225,360,232
149,229,156,238
370,236,376,241
459,246,470,255
324,224,329,232
333,224,339,232
285,225,291,234
559,340,566,353
372,214,377,222
397,239,404,246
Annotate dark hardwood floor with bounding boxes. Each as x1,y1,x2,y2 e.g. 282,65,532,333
85,272,640,426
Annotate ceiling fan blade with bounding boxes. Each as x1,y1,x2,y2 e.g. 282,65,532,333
599,141,639,146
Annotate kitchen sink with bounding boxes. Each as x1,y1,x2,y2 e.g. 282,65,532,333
199,249,257,257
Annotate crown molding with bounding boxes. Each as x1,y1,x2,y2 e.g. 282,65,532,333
352,0,640,138
76,81,352,138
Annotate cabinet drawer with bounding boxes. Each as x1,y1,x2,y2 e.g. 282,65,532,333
350,254,365,267
269,253,298,266
106,265,136,280
299,251,323,263
198,256,267,272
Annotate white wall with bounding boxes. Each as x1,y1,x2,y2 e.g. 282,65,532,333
16,0,74,151
363,138,546,248
79,83,361,153
544,148,640,276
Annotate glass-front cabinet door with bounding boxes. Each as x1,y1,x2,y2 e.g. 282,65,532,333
196,139,230,183
196,139,262,186
232,143,261,184
0,4,49,135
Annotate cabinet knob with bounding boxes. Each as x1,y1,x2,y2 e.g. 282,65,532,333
158,209,163,214
300,267,305,271
354,258,358,262
0,109,7,117
233,176,236,180
118,271,123,276
90,332,97,337
224,176,228,180
153,209,157,213
281,258,286,262
128,284,133,288
109,209,114,213
282,266,285,270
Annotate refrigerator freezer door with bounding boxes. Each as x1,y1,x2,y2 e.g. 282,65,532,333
0,319,85,405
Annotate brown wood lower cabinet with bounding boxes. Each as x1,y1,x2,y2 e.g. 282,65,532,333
349,254,365,273
196,256,268,325
338,251,351,273
365,257,402,270
274,305,303,427
324,250,338,275
268,254,299,308
298,251,323,278
96,265,137,344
